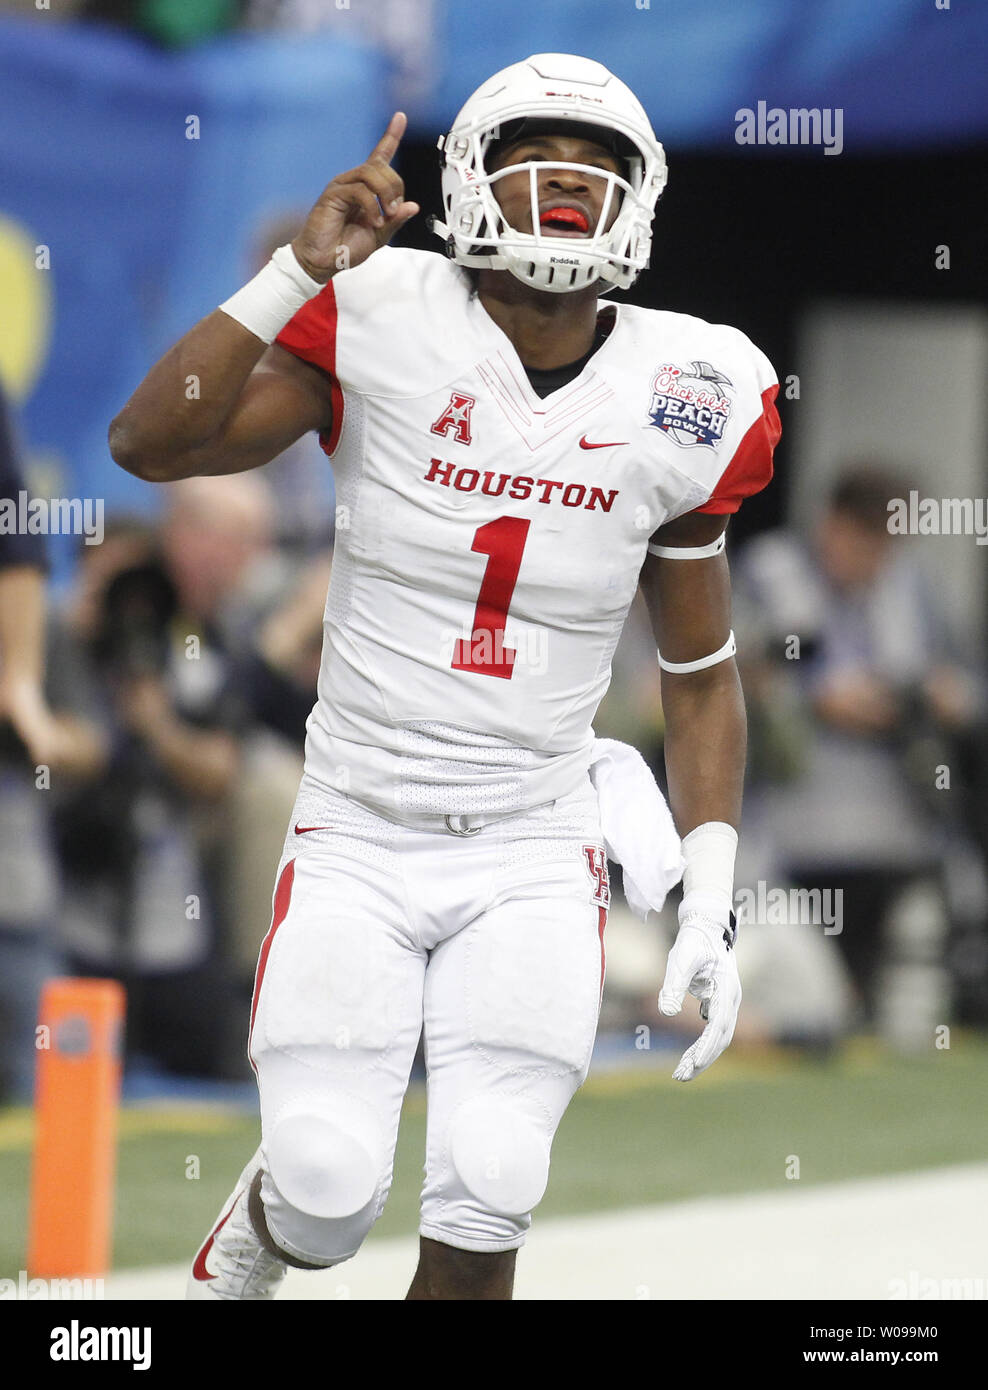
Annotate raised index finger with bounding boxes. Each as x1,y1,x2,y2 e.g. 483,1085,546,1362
368,111,408,167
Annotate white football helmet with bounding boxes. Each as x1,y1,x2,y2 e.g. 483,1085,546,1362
433,53,667,294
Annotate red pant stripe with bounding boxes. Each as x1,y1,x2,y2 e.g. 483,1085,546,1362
248,857,296,1071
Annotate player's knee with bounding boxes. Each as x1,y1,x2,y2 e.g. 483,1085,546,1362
448,1097,551,1216
262,1189,378,1269
267,1108,381,1220
263,1100,386,1265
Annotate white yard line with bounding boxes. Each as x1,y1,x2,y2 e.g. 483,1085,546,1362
105,1162,988,1301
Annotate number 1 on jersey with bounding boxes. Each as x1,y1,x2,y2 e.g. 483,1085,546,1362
452,516,530,680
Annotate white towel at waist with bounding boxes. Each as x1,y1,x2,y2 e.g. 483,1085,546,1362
588,737,685,920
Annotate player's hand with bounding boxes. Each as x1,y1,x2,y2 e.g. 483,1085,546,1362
658,891,741,1082
291,112,420,283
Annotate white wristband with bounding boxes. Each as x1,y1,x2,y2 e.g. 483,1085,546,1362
648,532,726,559
657,630,736,674
681,821,738,916
219,244,326,344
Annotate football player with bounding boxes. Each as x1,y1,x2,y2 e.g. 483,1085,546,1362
110,53,780,1301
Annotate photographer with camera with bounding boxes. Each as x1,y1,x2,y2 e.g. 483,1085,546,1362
54,499,252,1078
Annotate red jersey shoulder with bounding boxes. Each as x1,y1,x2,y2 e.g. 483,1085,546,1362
275,280,338,378
276,247,418,374
276,249,459,354
694,376,779,515
275,248,471,401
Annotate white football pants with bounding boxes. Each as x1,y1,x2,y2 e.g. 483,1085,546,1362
248,771,610,1263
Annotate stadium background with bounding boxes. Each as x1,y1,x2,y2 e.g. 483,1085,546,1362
0,0,986,1300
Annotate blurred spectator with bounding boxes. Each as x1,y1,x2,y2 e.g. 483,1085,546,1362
222,545,333,983
735,464,987,1041
239,549,332,746
160,471,284,648
52,481,287,1077
0,383,107,1102
160,473,314,989
48,460,329,1080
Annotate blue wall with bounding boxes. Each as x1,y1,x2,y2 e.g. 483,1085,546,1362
0,19,388,576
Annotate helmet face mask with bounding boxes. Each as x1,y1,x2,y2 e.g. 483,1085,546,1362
459,151,642,290
434,54,668,295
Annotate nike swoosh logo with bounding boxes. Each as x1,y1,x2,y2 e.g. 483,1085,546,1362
192,1198,238,1281
579,436,628,450
294,823,334,835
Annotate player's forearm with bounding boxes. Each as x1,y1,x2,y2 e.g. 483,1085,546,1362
660,659,747,837
109,311,269,482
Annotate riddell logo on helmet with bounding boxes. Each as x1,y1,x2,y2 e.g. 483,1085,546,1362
550,257,580,265
544,91,605,104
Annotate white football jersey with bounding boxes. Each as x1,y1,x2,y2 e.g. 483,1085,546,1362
276,248,779,826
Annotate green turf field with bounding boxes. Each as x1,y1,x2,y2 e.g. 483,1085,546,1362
1,1036,985,1278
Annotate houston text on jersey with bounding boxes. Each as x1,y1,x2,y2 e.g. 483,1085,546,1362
424,458,618,511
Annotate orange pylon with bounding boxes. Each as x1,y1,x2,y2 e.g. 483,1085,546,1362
27,978,125,1278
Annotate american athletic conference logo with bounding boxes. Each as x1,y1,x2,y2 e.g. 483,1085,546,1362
646,361,734,449
430,392,475,444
